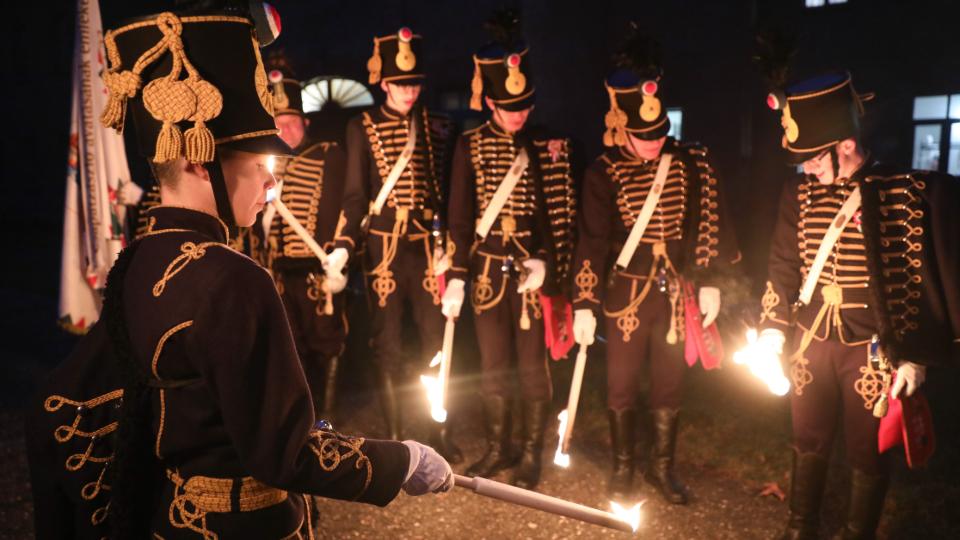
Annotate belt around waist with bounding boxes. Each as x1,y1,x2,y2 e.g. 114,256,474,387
166,469,287,513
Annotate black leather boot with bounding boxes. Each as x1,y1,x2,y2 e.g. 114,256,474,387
646,408,687,504
511,400,549,490
429,421,464,464
779,451,828,540
832,468,888,540
466,395,514,477
608,408,636,501
317,356,339,424
376,369,403,440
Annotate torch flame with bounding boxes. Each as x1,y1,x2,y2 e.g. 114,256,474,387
553,409,570,468
420,352,447,423
610,500,642,532
266,154,276,174
419,374,447,423
733,328,791,396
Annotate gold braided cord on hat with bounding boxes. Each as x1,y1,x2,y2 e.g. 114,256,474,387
470,56,484,111
367,38,383,84
271,79,290,111
252,35,274,117
102,12,225,164
603,84,628,147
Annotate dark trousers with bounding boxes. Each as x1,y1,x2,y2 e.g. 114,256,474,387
604,277,685,411
472,259,552,402
364,234,444,375
789,333,883,474
277,268,347,359
277,268,347,401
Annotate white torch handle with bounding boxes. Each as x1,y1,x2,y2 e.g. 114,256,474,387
561,343,589,453
453,474,633,533
439,317,456,412
272,199,328,265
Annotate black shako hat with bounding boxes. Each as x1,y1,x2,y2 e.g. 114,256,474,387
603,29,669,145
265,49,303,117
766,71,870,164
469,9,535,112
101,6,291,164
367,27,425,85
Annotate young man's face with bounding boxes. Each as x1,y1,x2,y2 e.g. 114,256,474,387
802,149,835,185
490,102,532,134
275,114,307,149
219,149,277,227
626,134,666,161
381,81,422,114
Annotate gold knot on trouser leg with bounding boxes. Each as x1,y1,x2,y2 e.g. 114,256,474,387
789,282,844,396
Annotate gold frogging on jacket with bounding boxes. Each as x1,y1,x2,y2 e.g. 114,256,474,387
102,12,224,163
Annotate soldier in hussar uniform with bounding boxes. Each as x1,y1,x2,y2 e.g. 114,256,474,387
747,69,960,540
26,5,453,538
335,27,461,461
570,30,739,505
444,11,577,490
261,57,349,421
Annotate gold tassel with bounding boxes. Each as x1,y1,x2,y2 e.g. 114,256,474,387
520,292,531,330
154,121,183,163
603,86,628,147
101,93,125,131
184,120,215,163
469,57,483,111
367,38,382,85
100,70,141,130
324,290,334,316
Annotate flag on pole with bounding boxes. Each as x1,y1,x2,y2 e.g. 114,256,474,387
58,0,138,333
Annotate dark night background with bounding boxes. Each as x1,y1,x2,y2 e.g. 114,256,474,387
1,0,959,537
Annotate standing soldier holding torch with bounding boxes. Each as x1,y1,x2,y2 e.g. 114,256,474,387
570,29,739,504
746,61,960,539
26,4,454,538
336,27,461,461
445,10,577,490
262,56,350,422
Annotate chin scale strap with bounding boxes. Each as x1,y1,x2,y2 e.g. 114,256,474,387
208,155,238,239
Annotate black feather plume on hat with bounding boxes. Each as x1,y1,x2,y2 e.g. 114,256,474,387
483,8,522,49
611,23,663,79
752,28,797,89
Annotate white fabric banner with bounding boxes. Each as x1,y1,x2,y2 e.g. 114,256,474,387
58,0,133,333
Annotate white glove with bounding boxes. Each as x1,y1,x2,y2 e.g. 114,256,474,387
699,286,721,329
116,179,144,206
401,440,454,496
573,309,597,346
432,247,451,276
323,247,349,277
733,328,790,396
892,362,926,398
516,258,546,293
324,271,348,294
757,328,785,356
442,279,466,318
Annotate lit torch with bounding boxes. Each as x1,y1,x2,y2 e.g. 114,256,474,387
554,343,589,467
420,316,456,423
732,328,790,396
610,501,643,532
453,474,639,533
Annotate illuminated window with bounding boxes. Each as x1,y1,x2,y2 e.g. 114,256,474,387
911,94,960,174
805,0,847,7
301,77,374,113
667,108,683,140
